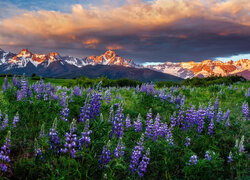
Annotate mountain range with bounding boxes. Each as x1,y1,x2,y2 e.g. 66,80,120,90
147,59,250,80
0,48,249,81
0,48,181,82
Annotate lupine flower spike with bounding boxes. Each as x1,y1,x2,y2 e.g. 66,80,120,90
114,138,125,158
134,113,142,132
130,134,144,173
99,141,112,169
138,148,150,177
12,112,19,128
188,154,198,165
34,138,42,157
49,118,60,153
125,114,131,129
79,119,92,147
185,137,191,147
61,119,78,158
0,131,11,172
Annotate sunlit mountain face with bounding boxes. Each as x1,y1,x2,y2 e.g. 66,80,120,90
0,48,249,80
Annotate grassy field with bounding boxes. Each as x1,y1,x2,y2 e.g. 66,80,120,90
0,76,249,179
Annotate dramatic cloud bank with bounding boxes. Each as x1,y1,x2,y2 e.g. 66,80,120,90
0,0,250,62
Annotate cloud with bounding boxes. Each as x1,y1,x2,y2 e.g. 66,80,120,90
106,44,124,50
0,0,250,62
82,38,100,49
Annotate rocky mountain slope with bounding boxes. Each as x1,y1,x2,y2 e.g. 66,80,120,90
0,48,181,82
0,48,249,80
147,59,250,80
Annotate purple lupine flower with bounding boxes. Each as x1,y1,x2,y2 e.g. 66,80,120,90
185,137,191,147
170,96,175,104
146,108,152,125
204,151,212,161
176,93,181,105
238,136,245,154
0,131,11,172
125,114,131,129
208,119,214,135
138,148,150,177
1,114,8,130
104,89,111,104
12,76,17,87
28,87,33,98
182,106,197,131
60,106,69,122
225,118,230,127
108,105,114,123
99,141,112,169
16,90,22,101
61,119,77,158
12,112,19,128
43,93,48,101
242,102,249,121
188,154,198,165
79,119,92,147
73,86,82,96
165,125,174,146
227,152,233,163
2,76,9,91
214,97,219,110
152,113,161,140
129,134,144,173
206,102,215,122
177,108,185,126
61,132,78,158
34,138,42,157
114,138,125,158
180,95,185,107
136,85,140,93
59,92,67,107
111,104,124,138
145,118,153,139
245,88,250,98
197,107,206,133
223,109,230,121
134,114,142,132
49,118,60,153
79,102,91,123
89,91,102,119
170,112,176,128
216,108,223,122
21,76,28,99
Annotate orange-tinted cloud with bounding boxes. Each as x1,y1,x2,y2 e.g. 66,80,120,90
106,44,124,50
1,0,249,37
0,0,250,61
82,39,100,49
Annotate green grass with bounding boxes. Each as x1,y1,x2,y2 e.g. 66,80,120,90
0,76,249,179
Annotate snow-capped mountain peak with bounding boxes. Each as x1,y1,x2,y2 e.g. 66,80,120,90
147,59,250,80
87,50,137,67
0,47,249,80
16,49,32,58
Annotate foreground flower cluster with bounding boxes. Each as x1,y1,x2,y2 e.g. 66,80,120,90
0,76,249,179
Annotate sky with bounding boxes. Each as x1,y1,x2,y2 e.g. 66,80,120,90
0,0,250,63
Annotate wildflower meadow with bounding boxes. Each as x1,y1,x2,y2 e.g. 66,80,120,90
0,75,249,179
